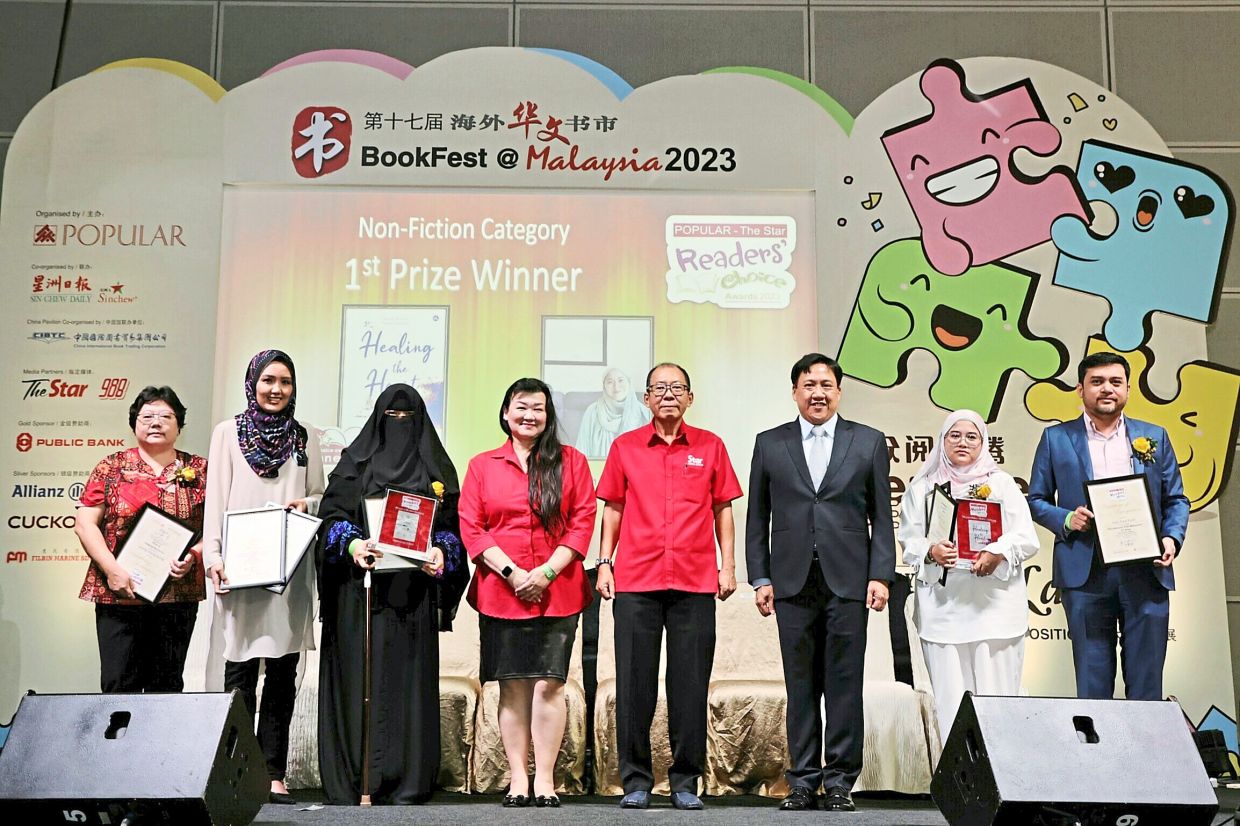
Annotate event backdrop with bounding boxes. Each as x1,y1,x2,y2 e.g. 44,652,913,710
0,48,1236,753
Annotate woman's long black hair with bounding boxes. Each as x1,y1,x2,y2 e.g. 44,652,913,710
499,377,564,536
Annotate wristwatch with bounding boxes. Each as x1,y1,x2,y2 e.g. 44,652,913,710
500,565,514,579
597,558,613,567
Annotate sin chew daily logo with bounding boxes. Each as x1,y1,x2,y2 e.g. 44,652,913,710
293,106,352,178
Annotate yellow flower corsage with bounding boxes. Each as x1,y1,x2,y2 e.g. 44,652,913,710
173,465,198,487
431,480,445,499
1131,436,1157,464
967,482,992,500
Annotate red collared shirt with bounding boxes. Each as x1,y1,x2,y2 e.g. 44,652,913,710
596,421,742,594
460,440,596,619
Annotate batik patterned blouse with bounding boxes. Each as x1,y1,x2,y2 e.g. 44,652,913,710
77,447,207,605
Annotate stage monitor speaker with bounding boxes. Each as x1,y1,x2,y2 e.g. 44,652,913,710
932,694,1218,826
0,691,267,826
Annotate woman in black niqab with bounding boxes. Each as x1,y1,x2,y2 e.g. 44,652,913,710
316,384,466,805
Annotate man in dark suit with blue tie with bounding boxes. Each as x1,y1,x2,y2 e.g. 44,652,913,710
1028,351,1189,700
746,353,895,812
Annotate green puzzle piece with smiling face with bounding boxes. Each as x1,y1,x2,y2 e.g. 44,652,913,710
838,239,1066,422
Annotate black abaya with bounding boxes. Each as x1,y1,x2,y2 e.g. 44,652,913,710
316,385,466,805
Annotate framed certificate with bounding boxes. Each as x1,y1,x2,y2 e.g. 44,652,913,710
266,509,323,594
954,498,1002,570
222,506,286,589
363,497,418,572
925,483,956,545
376,488,437,563
114,503,198,602
1084,474,1160,565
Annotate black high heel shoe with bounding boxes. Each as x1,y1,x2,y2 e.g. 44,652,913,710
535,794,561,808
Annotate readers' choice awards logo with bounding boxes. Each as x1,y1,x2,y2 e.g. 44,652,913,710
293,107,351,178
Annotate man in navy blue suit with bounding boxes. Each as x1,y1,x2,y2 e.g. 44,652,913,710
1028,351,1189,700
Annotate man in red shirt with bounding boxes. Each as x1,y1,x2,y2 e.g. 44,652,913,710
595,362,743,811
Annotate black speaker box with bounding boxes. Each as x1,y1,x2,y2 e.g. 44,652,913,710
932,694,1218,826
0,692,267,825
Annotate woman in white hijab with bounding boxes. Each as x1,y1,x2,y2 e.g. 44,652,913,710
574,368,651,460
898,409,1038,738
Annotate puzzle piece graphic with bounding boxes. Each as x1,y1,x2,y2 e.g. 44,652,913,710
838,239,1066,421
1051,141,1234,351
882,59,1090,276
1024,336,1240,512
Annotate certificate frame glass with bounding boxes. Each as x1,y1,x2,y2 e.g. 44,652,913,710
925,482,956,546
222,506,286,589
114,503,197,603
1084,473,1161,565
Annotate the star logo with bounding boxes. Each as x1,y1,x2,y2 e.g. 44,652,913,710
109,283,124,294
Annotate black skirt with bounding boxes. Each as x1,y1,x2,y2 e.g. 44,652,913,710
479,613,580,682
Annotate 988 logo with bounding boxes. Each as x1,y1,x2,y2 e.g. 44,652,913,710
98,378,129,400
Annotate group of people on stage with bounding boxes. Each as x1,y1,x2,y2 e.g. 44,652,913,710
73,347,1188,811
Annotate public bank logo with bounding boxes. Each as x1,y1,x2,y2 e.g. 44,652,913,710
16,433,32,453
292,106,351,178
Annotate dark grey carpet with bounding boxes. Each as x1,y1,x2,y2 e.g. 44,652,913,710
252,788,1240,826
255,792,947,825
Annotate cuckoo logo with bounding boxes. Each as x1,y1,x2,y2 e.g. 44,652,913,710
293,107,352,178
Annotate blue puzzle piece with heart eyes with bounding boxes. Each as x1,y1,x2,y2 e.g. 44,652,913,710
1051,140,1234,350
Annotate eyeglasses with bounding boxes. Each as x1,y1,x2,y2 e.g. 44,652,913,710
646,383,689,397
944,431,982,445
384,410,414,419
137,413,176,425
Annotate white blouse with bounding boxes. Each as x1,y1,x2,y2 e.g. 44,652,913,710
203,418,324,660
898,471,1038,645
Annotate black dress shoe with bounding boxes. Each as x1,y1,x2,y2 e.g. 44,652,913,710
779,786,818,810
502,791,532,808
823,786,856,812
268,791,296,805
535,795,562,808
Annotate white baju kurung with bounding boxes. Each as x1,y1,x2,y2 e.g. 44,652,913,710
899,470,1038,736
203,418,324,661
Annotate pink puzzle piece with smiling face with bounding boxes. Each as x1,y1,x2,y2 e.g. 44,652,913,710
883,59,1090,276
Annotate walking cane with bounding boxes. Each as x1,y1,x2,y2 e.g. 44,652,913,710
360,563,374,806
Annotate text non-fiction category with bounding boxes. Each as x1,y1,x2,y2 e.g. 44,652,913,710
359,216,571,247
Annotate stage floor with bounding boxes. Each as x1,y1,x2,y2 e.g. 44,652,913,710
252,788,1240,826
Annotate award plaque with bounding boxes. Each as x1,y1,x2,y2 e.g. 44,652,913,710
1084,474,1161,564
954,498,1002,570
375,488,438,564
363,497,419,572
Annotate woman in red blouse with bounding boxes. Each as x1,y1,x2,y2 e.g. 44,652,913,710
74,385,207,693
460,378,596,808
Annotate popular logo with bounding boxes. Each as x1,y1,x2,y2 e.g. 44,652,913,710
292,107,352,178
33,225,56,244
16,433,32,452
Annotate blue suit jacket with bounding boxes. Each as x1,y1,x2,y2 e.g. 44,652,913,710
1027,416,1188,590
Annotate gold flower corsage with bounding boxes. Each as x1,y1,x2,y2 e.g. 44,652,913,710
1131,436,1157,464
431,480,445,499
967,482,992,500
173,464,198,487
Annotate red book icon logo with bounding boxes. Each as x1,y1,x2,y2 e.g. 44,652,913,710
292,107,351,178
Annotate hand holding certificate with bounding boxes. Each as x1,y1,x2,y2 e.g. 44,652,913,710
114,503,198,602
1085,474,1160,564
